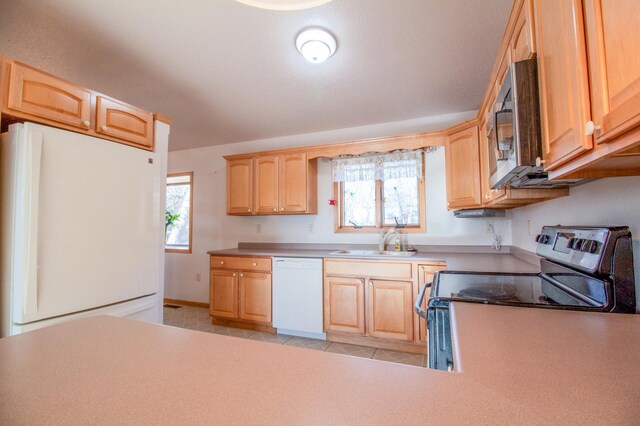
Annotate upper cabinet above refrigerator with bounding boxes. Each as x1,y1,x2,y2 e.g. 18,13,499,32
0,57,159,151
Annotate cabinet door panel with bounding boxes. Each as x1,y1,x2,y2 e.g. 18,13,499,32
96,96,153,148
584,0,640,144
210,270,238,319
324,277,365,334
227,159,253,215
445,126,482,209
368,280,413,341
279,153,307,212
239,272,272,323
254,156,279,214
7,62,91,129
534,0,592,169
511,0,536,62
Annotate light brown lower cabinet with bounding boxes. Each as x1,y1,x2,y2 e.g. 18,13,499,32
323,259,445,349
368,280,414,341
324,276,366,334
209,256,273,331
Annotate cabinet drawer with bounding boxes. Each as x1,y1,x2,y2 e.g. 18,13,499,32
7,62,92,129
324,259,413,280
210,256,271,272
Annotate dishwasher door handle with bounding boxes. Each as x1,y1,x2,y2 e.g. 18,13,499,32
414,282,431,319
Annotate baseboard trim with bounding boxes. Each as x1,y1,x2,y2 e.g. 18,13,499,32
163,298,209,309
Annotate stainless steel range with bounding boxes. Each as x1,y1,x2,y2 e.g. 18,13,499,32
415,226,636,371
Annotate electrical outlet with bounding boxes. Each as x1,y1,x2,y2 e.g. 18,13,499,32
256,224,262,234
195,273,201,282
485,221,494,234
527,219,532,236
308,224,314,233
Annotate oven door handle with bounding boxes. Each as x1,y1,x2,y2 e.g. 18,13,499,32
540,272,601,307
414,282,431,319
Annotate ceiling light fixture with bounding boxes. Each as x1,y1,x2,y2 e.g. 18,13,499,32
235,0,333,11
295,28,337,64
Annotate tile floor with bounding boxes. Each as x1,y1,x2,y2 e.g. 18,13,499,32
162,304,426,367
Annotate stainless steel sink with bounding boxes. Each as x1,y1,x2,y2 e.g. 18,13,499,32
328,249,416,257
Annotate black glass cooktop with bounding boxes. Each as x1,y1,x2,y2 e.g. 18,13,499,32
429,270,609,310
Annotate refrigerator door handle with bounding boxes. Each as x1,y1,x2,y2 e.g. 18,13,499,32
16,129,43,317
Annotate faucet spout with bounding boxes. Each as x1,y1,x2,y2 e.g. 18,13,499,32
378,228,396,251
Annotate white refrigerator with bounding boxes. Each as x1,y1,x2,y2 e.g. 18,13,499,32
1,122,168,337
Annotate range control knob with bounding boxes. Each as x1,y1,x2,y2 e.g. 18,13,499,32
535,234,550,244
567,237,576,249
583,240,599,254
572,239,585,250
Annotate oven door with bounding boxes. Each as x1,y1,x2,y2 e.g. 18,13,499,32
540,259,612,311
427,301,454,371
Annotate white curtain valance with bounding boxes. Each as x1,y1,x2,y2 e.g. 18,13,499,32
331,150,424,183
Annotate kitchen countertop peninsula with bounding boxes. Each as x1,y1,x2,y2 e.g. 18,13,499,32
208,243,540,273
1,306,639,424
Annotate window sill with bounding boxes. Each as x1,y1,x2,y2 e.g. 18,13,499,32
165,246,192,254
334,226,426,234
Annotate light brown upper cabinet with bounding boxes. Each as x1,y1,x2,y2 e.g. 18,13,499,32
96,96,153,149
227,159,254,215
6,61,92,130
226,153,317,216
445,125,482,210
279,153,312,213
1,57,159,151
583,0,640,145
511,0,536,62
533,0,593,170
254,156,280,214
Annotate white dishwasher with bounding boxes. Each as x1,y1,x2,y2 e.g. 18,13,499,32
272,257,325,340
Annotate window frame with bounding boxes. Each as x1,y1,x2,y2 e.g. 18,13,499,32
165,171,193,254
333,159,426,234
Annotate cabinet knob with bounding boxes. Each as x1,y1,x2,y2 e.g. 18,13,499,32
101,125,108,132
273,208,277,211
280,207,284,211
233,273,236,277
584,121,601,136
247,209,251,212
240,273,244,277
220,261,224,265
82,120,91,128
535,157,546,167
252,262,257,266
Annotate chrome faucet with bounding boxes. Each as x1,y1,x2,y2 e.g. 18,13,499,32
378,228,396,251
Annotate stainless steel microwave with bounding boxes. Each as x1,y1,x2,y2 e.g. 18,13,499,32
487,58,547,189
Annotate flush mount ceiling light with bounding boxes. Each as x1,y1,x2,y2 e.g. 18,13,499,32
235,0,333,11
295,28,337,64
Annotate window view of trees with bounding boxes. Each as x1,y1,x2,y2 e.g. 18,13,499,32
166,173,192,252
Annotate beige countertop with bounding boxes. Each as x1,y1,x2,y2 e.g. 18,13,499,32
208,245,540,273
2,304,639,424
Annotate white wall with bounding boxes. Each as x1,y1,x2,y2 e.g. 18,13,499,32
510,176,640,311
164,112,511,302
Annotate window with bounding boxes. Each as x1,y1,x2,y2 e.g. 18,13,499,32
165,172,193,253
332,151,425,233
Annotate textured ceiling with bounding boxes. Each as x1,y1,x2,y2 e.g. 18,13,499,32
0,0,512,151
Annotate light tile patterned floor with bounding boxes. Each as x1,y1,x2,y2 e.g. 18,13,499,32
163,305,426,367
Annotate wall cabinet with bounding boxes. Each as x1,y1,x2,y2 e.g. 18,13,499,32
583,0,640,145
1,58,156,151
95,96,153,148
227,159,254,215
445,125,482,210
533,0,640,179
227,153,317,216
209,256,273,331
533,0,593,170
